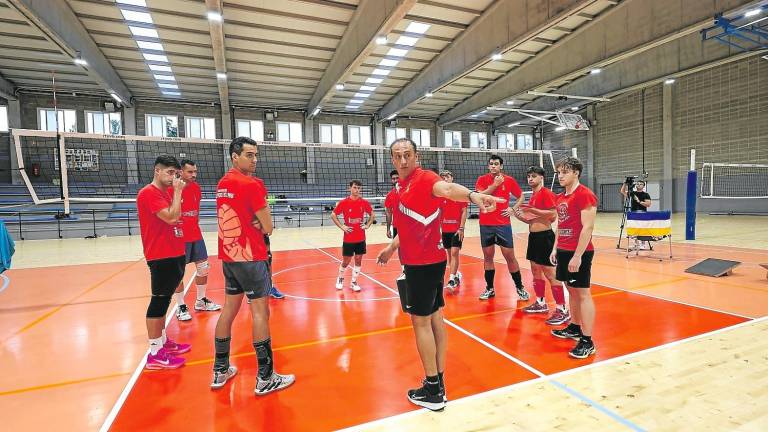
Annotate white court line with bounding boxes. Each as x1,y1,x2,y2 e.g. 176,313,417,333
98,271,197,432
338,313,767,432
460,250,756,320
0,274,10,294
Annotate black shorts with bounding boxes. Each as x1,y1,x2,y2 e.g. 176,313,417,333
402,261,447,316
342,241,366,257
441,231,462,249
223,261,272,299
526,230,555,267
147,255,185,296
185,239,208,264
480,225,514,248
555,249,594,288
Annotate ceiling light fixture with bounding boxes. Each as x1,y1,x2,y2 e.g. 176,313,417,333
491,52,502,61
505,100,514,105
405,22,430,34
149,64,172,72
590,68,602,75
73,52,87,66
425,91,433,98
120,9,153,24
664,78,676,85
745,8,761,17
335,83,345,90
395,36,418,46
216,72,227,79
207,11,223,22
386,113,397,120
375,35,388,45
379,58,399,67
312,107,321,116
110,93,123,103
386,48,408,57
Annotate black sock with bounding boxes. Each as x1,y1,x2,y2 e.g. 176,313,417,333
484,270,495,288
567,323,582,334
581,335,592,343
438,371,445,389
253,338,273,380
214,336,231,372
510,271,523,288
425,375,440,395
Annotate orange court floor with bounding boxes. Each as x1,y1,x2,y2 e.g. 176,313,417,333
1,228,767,431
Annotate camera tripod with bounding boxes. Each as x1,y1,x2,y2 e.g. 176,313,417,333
617,191,653,251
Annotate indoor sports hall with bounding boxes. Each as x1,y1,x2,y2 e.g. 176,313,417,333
1,1,767,431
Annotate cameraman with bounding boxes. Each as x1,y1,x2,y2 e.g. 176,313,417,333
620,179,651,212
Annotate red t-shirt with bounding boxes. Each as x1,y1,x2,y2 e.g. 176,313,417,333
384,188,398,210
528,187,557,211
441,199,467,233
395,167,445,266
333,197,372,243
475,173,522,226
216,169,269,262
137,184,185,261
180,181,203,242
556,184,598,251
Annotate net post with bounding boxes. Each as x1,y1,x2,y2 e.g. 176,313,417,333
538,150,544,169
686,149,697,240
57,133,71,216
571,147,578,158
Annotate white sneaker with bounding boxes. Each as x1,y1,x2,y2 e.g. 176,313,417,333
335,277,344,290
255,372,295,395
194,297,222,311
456,271,463,283
176,304,192,321
351,282,361,292
211,366,237,389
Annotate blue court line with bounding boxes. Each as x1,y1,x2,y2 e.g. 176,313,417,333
0,274,9,294
550,380,647,432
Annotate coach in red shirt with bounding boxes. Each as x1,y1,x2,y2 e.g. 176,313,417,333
137,155,191,370
377,138,502,412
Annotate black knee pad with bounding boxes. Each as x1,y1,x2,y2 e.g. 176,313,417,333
146,294,172,318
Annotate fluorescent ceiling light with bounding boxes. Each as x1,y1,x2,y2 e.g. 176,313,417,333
154,74,175,81
116,0,147,6
73,58,87,66
207,11,223,22
216,72,227,79
120,9,153,24
148,64,172,72
365,77,383,84
508,122,520,127
405,22,430,34
129,26,159,38
555,126,566,131
158,83,178,89
371,68,390,76
590,68,602,75
375,36,387,45
312,107,321,116
395,36,418,46
664,78,676,85
349,99,364,104
143,53,168,62
110,93,123,103
353,93,370,98
490,52,502,61
386,113,397,120
379,58,399,67
745,9,761,17
346,105,359,110
359,85,376,91
137,40,164,51
505,100,514,105
571,106,579,111
425,91,433,97
471,114,479,118
386,48,408,57
162,91,181,96
335,83,344,90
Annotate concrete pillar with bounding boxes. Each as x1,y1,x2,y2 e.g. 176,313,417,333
8,99,22,184
123,107,138,184
662,84,673,211
489,124,498,149
304,117,316,185
373,120,384,146
221,105,232,140
435,124,444,147
585,105,596,190
303,118,314,143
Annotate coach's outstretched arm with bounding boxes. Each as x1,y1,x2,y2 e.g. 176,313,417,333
432,181,504,213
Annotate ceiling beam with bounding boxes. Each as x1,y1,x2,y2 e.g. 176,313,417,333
306,0,417,119
0,72,17,100
377,0,596,121
206,0,231,138
440,0,763,126
7,0,133,106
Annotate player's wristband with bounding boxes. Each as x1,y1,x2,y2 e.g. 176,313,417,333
468,191,475,202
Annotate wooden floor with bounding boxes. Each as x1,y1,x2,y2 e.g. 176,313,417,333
1,213,767,431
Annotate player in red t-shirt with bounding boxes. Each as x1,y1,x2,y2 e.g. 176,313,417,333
438,170,468,294
514,166,570,325
384,169,399,239
475,155,529,302
549,157,598,359
171,159,221,322
211,137,294,394
331,180,374,292
377,138,502,412
137,155,191,370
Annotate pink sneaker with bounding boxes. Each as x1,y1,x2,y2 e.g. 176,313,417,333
545,308,571,326
146,348,186,370
164,338,191,355
523,300,548,314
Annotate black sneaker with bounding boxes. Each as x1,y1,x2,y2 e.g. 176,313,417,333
407,382,446,411
551,325,581,341
479,287,495,300
438,375,447,402
515,285,530,301
569,338,596,359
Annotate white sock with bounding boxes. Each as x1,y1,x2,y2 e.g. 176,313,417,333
196,284,207,300
352,266,361,283
174,292,186,306
537,297,546,305
338,265,347,280
161,328,167,345
149,337,163,355
449,273,456,281
558,304,568,312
